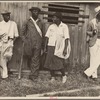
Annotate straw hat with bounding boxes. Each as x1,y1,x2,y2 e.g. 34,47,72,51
1,9,11,15
53,12,62,20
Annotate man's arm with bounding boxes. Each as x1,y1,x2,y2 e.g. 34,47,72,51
41,21,45,50
43,25,51,53
86,21,97,37
20,21,27,42
63,24,70,56
86,21,97,42
12,22,19,41
44,37,48,53
63,39,69,56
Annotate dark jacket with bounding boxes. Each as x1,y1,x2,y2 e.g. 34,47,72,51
21,18,44,56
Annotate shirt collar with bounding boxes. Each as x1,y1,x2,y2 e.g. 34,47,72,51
54,21,63,27
59,21,63,27
2,20,10,23
30,16,39,23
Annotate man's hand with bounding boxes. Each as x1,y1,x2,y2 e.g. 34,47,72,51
63,48,67,56
21,36,26,42
93,29,97,35
43,47,47,53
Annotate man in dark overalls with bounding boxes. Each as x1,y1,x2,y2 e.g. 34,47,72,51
21,7,43,81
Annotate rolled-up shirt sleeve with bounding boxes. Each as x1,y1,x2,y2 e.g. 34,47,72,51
0,22,6,36
45,26,51,38
14,22,19,38
64,24,70,39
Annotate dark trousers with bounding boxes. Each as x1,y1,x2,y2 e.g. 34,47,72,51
50,68,65,77
28,47,41,78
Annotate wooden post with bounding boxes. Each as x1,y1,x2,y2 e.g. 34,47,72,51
81,4,90,66
78,4,84,65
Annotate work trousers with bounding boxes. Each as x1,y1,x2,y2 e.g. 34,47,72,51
84,39,100,78
0,40,13,78
28,47,41,78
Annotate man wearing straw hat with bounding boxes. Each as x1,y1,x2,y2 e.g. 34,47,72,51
21,7,43,81
84,6,100,81
0,10,19,79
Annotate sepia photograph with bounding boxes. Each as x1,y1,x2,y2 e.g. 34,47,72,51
0,1,100,99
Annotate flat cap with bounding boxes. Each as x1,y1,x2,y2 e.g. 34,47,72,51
53,12,62,20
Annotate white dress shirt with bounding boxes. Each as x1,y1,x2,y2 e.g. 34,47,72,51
0,20,19,41
45,22,69,46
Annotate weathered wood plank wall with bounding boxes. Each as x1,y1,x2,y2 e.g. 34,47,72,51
0,2,97,72
0,2,46,31
0,2,47,71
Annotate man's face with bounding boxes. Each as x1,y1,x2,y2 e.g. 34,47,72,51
31,9,39,18
2,14,10,22
52,16,59,24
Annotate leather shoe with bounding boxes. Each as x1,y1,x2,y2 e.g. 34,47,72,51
1,77,9,81
83,73,90,80
29,75,37,82
92,78,98,81
8,71,13,75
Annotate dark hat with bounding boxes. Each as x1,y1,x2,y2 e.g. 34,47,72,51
1,10,11,15
29,7,41,12
53,12,62,20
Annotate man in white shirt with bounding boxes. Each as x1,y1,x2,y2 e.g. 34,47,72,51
44,12,71,83
0,10,19,79
84,6,100,81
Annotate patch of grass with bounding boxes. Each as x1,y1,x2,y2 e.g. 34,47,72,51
0,69,100,97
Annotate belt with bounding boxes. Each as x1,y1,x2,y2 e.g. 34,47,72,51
8,37,13,40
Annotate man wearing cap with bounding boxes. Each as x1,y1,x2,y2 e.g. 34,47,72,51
84,6,100,81
44,12,71,83
21,7,44,81
0,10,19,79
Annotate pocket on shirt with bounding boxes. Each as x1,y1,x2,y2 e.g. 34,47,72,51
49,32,55,37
